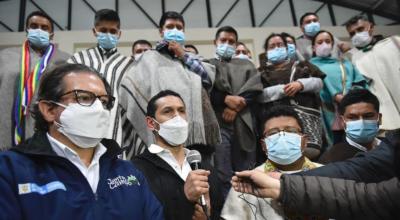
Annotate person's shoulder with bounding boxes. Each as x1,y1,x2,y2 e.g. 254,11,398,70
231,58,257,69
0,46,22,61
0,45,21,54
0,150,33,172
70,47,96,57
375,35,400,48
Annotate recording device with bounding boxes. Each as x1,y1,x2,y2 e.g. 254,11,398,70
187,150,208,214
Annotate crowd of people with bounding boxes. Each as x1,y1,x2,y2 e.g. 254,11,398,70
0,8,399,220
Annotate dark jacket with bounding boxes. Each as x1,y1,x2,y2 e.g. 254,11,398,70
133,148,224,220
284,129,400,219
0,132,163,220
318,139,364,164
301,139,396,183
279,175,400,220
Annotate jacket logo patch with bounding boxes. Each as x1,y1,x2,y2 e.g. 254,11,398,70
107,175,140,189
18,181,66,195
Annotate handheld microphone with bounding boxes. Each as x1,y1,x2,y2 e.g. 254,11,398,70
187,150,208,211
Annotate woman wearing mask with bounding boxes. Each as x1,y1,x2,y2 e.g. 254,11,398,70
281,32,305,61
310,30,367,146
257,33,325,160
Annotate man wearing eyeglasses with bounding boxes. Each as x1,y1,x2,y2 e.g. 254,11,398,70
68,9,133,147
0,64,163,220
220,105,322,220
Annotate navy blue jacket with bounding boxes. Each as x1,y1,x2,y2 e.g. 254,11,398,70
0,132,164,220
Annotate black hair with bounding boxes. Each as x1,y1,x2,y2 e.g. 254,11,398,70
263,33,287,51
299,12,319,26
338,89,380,115
184,44,199,54
94,9,120,28
311,30,335,57
215,26,238,42
159,11,185,29
345,14,374,29
262,105,304,132
25,11,54,32
146,90,185,118
132,39,152,50
281,32,296,45
31,64,111,132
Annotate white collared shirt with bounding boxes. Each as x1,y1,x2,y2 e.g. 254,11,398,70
346,136,381,152
46,133,107,192
148,144,192,181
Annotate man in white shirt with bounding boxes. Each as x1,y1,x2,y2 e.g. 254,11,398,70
344,15,400,131
0,63,163,220
133,90,224,220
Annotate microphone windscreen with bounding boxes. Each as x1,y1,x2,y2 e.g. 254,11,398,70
187,149,202,164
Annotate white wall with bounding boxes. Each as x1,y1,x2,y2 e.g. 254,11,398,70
0,25,399,66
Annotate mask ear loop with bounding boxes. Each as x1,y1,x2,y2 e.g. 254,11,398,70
40,100,66,128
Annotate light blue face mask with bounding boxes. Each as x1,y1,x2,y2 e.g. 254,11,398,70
304,22,320,37
216,43,236,59
163,28,185,45
345,119,379,144
27,29,50,48
267,47,288,64
265,131,303,165
97,32,119,49
287,43,296,59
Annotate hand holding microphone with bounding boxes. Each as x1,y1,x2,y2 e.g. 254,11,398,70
185,150,211,218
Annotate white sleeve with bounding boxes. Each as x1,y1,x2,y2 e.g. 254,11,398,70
257,84,285,103
297,77,323,93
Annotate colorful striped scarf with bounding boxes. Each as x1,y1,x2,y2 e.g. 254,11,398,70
13,41,54,146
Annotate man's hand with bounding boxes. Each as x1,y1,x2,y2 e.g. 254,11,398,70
334,93,344,103
284,81,303,97
192,204,207,220
337,41,351,53
231,170,281,199
168,41,185,58
184,170,210,202
224,95,246,112
222,107,237,123
192,192,211,220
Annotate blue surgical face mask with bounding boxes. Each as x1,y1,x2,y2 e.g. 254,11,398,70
287,43,296,59
96,32,119,49
345,119,379,144
216,43,236,59
265,131,303,165
304,22,320,37
163,28,185,45
27,29,50,48
267,47,287,64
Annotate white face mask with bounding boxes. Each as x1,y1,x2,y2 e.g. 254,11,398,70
315,43,332,57
234,53,250,60
134,53,143,61
155,115,189,146
54,99,110,148
352,31,372,48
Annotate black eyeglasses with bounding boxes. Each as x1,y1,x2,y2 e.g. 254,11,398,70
59,89,115,110
264,126,302,137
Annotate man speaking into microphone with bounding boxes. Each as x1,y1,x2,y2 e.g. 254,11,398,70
132,90,223,220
